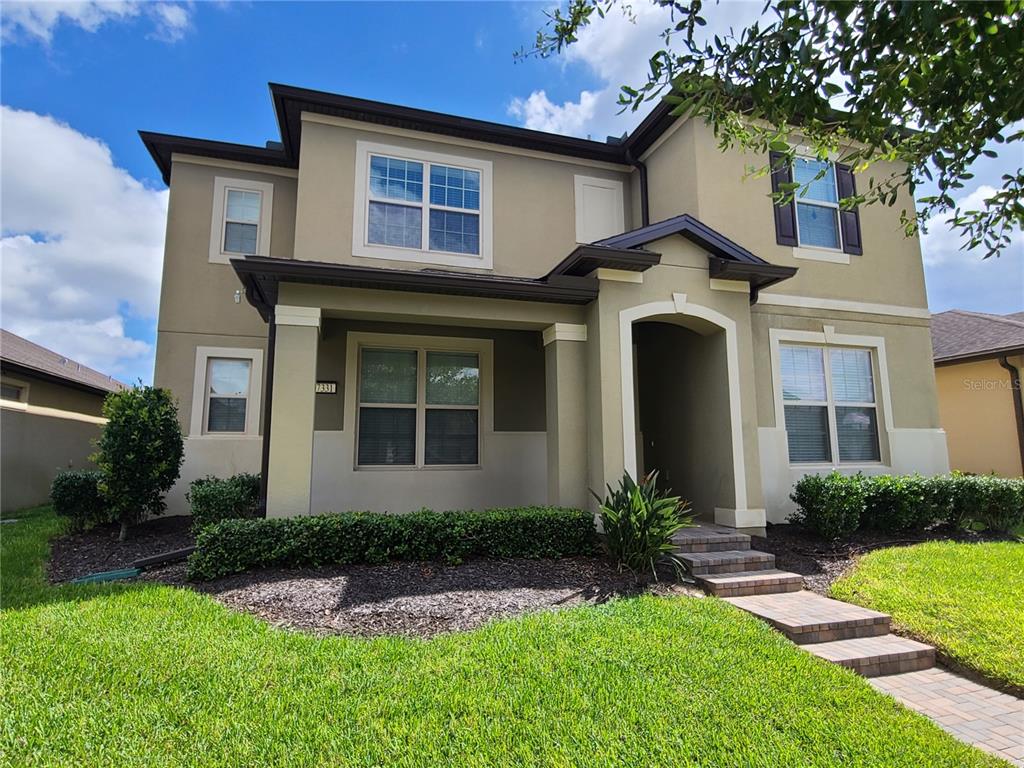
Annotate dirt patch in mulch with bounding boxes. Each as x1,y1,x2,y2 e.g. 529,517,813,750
149,557,701,638
47,516,194,583
753,524,1014,595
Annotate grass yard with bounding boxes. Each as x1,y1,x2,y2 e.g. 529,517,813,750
832,541,1024,692
0,507,1004,767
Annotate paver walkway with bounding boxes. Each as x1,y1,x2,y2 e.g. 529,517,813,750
675,524,1024,764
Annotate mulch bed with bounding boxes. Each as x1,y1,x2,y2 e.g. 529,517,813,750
754,524,1013,595
47,515,195,583
149,557,700,638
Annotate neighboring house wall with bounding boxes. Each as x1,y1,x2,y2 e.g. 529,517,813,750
0,370,107,512
935,356,1024,477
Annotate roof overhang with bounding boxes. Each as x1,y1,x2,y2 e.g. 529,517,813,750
139,131,293,186
934,346,1024,367
231,256,599,322
548,244,661,278
0,359,120,397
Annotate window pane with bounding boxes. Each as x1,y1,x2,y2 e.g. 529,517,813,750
226,189,261,222
428,210,480,255
780,346,826,401
208,397,246,432
1,383,22,401
425,409,479,465
368,202,422,249
360,349,417,404
794,158,838,203
836,406,880,462
224,222,258,254
209,359,250,396
426,352,479,405
797,203,841,249
369,156,423,203
784,405,831,463
429,165,481,211
831,349,875,403
358,407,415,465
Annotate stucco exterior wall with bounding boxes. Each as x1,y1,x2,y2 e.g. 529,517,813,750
0,370,107,417
936,357,1024,477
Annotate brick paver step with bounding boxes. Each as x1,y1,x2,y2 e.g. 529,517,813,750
672,524,751,553
724,590,890,644
805,634,935,677
680,549,774,576
696,569,804,597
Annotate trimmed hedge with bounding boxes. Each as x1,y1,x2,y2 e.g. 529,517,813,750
50,470,110,532
187,473,261,533
186,506,597,581
790,471,1024,538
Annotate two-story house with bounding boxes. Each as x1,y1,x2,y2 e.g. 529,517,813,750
142,83,948,532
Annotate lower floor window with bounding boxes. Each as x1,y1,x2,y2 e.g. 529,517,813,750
780,344,880,464
205,358,252,433
357,346,480,467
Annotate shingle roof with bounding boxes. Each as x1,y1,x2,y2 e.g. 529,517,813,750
931,310,1024,363
0,329,126,394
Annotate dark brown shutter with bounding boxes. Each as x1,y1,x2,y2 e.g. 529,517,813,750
835,163,863,255
769,151,799,247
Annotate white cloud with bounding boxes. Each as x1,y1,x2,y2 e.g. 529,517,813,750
1,1,193,44
509,1,765,139
0,107,166,382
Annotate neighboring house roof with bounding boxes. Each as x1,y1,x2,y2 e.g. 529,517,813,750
0,329,126,395
931,310,1024,364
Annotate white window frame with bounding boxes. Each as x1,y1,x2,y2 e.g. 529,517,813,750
189,346,264,437
352,141,493,270
791,156,847,262
770,326,893,469
209,177,274,265
345,332,493,471
0,376,29,404
573,174,625,244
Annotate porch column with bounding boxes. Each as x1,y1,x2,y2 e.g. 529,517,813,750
266,305,320,517
544,323,589,508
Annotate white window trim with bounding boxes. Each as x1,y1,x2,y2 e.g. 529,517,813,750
209,177,274,265
0,375,29,404
573,174,624,244
189,346,264,437
352,141,493,270
792,156,846,257
769,326,893,469
344,332,493,471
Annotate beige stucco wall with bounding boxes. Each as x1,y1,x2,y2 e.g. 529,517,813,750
1,407,103,512
936,357,1024,477
643,118,930,310
292,115,633,278
1,370,107,417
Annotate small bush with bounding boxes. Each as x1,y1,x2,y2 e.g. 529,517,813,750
861,474,934,533
595,471,693,578
50,470,110,532
187,473,261,533
963,475,1024,533
187,506,596,581
789,472,865,541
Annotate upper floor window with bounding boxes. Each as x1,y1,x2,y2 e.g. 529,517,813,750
793,158,841,250
354,142,492,269
209,177,274,264
780,344,880,464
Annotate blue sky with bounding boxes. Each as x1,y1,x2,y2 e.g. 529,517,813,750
1,1,1021,384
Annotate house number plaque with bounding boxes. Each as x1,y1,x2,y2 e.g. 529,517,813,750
315,381,337,394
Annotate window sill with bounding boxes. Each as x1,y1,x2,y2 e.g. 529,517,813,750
354,464,482,472
190,433,262,440
353,242,493,271
791,247,850,265
789,461,887,470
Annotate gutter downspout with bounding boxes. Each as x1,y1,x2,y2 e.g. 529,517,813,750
625,148,650,227
998,355,1024,475
258,317,277,515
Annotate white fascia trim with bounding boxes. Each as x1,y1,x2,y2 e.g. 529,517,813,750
758,292,930,319
543,323,588,346
792,247,850,265
593,268,643,284
620,293,748,511
190,346,265,437
275,305,322,328
352,140,494,270
208,177,274,265
709,278,749,294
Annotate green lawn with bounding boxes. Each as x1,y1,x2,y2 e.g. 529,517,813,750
832,540,1024,692
0,508,1003,767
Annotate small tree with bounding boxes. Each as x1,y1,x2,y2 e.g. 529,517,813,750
94,386,184,541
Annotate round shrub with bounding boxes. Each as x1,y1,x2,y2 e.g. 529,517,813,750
789,472,865,541
187,473,261,533
861,474,934,533
50,470,110,532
